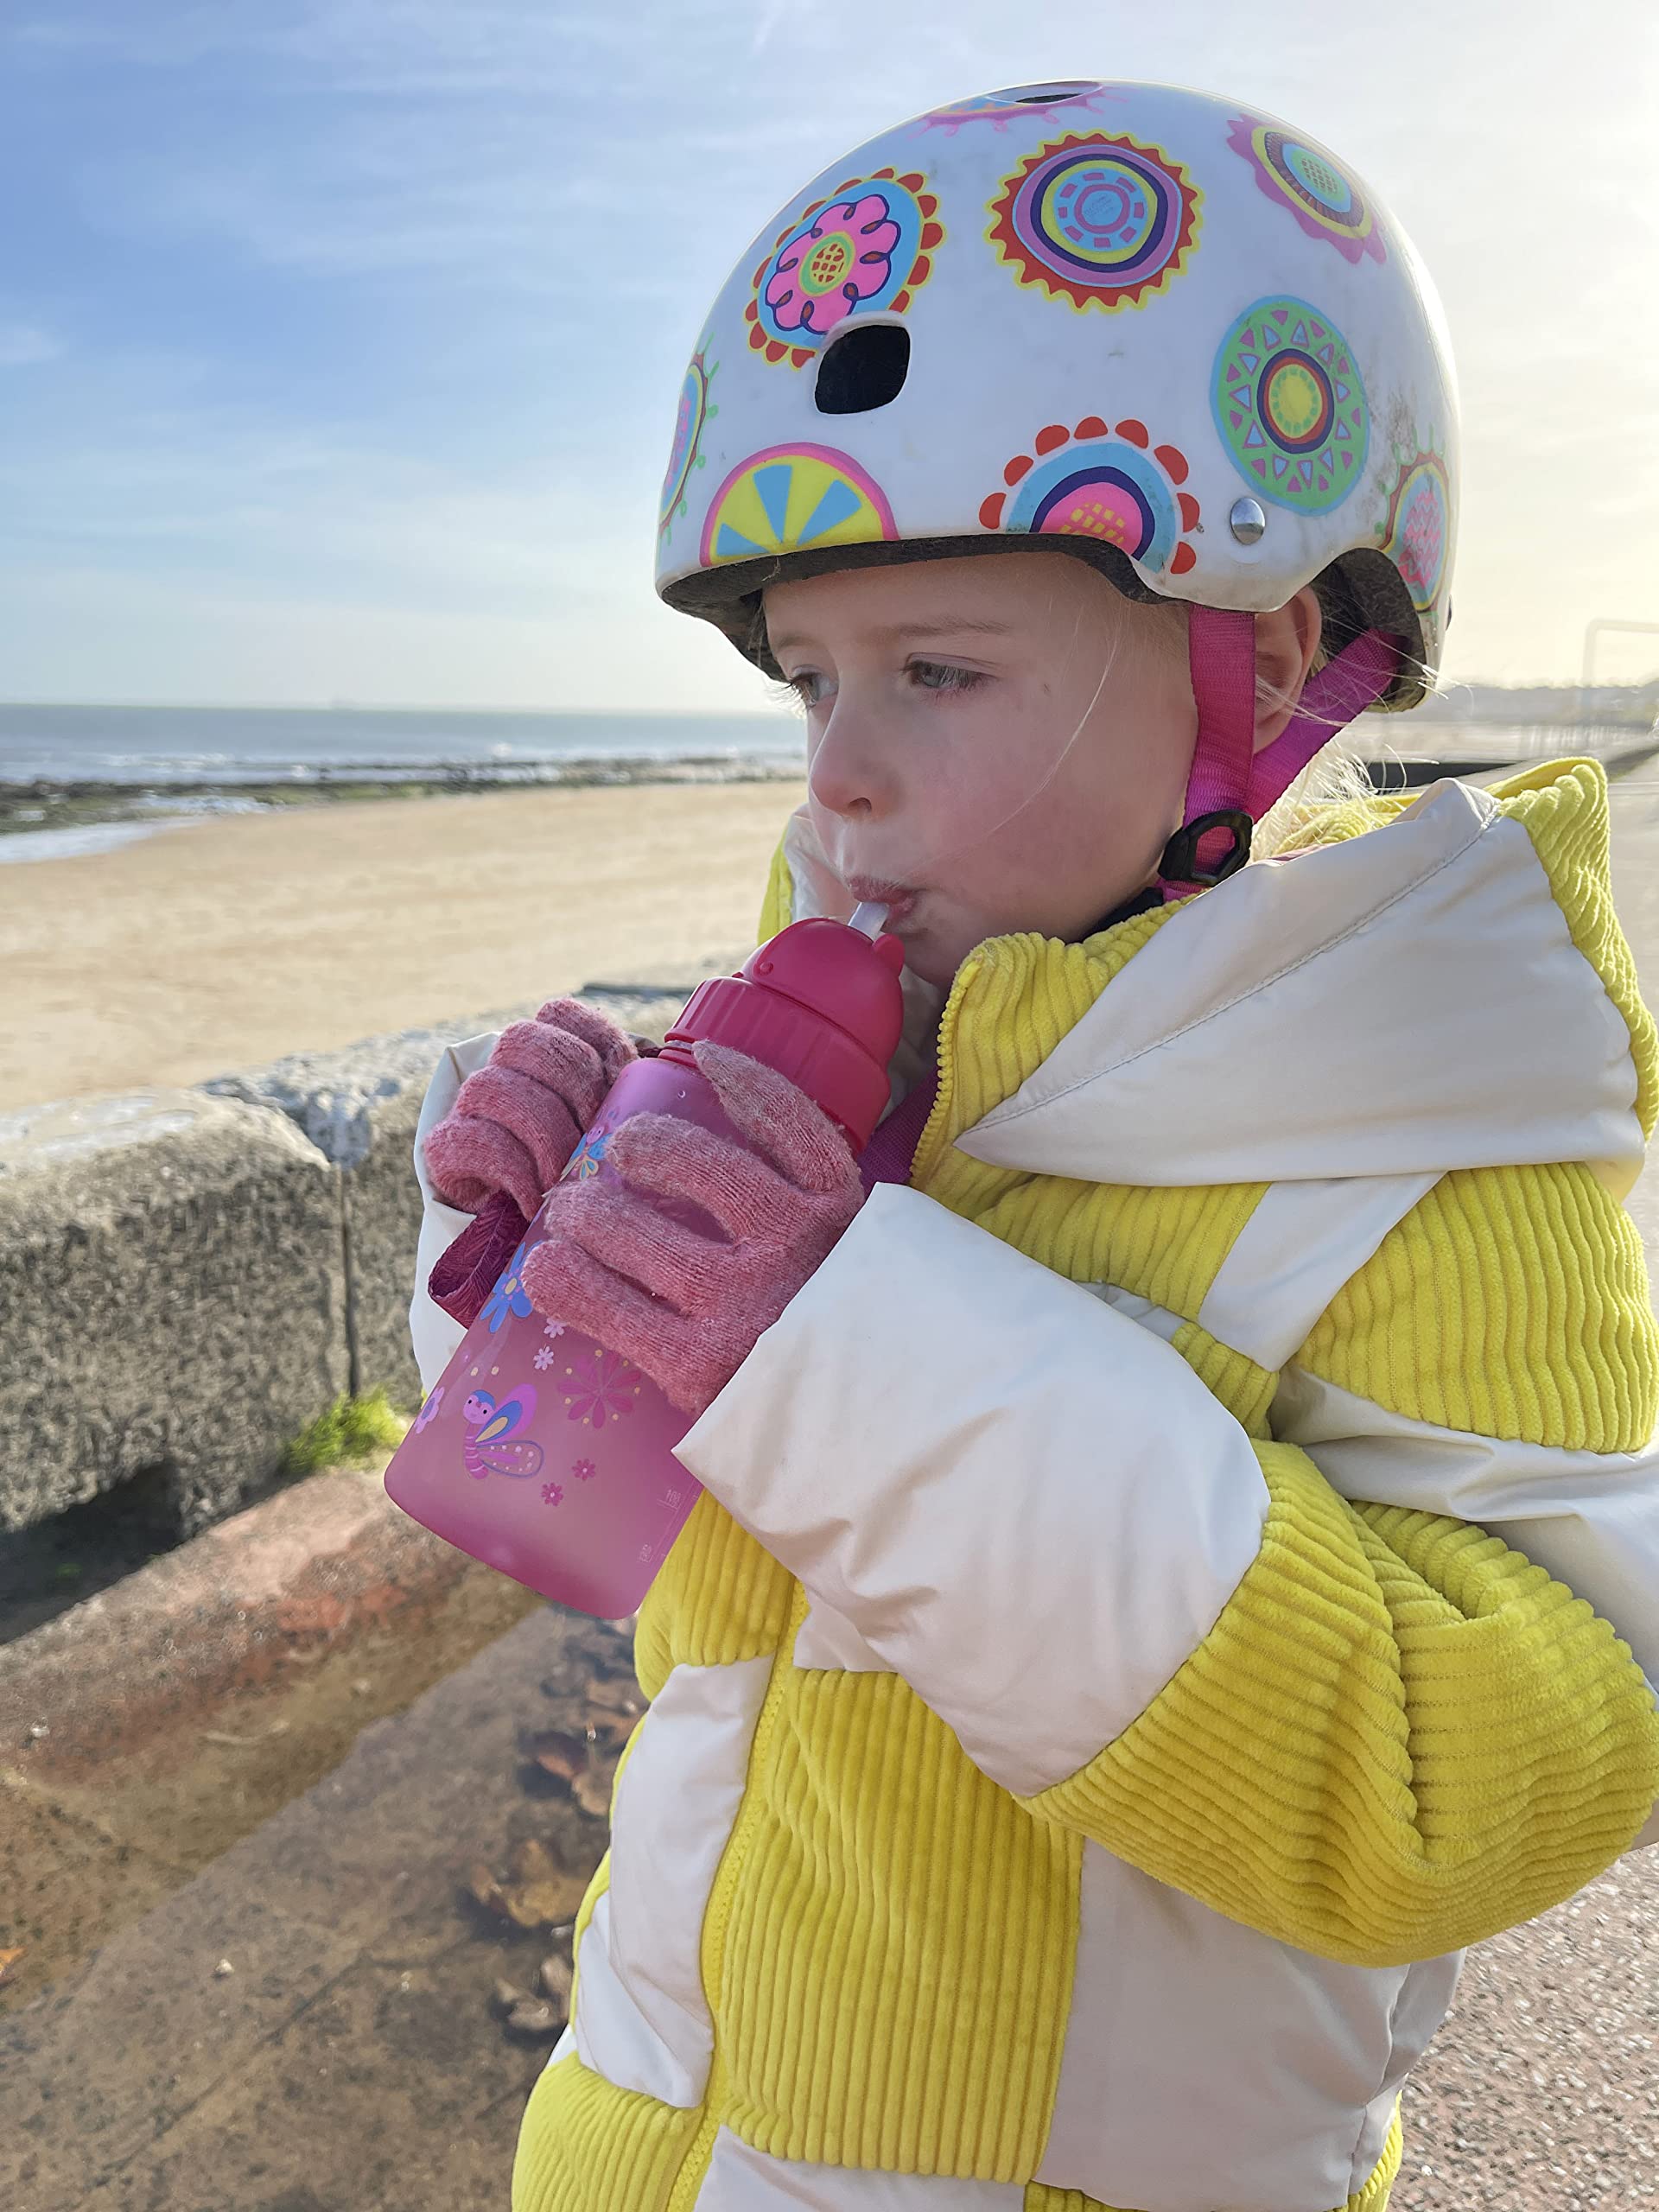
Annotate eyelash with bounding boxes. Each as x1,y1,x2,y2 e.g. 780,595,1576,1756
785,660,987,707
909,659,986,696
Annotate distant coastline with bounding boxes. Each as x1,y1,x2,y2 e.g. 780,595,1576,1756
0,755,804,835
1,692,1652,865
0,703,807,859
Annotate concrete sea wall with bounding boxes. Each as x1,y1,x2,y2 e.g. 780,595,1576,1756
0,989,686,1539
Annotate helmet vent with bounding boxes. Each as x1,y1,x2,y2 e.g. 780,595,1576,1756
988,80,1100,105
814,323,910,416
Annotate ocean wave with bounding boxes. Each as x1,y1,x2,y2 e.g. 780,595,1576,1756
0,818,201,866
0,704,805,786
0,749,809,843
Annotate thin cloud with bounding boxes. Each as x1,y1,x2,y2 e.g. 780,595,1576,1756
0,322,61,366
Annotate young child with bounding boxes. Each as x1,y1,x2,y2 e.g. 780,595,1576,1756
411,80,1659,2212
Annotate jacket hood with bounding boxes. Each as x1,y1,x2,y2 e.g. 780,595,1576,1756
778,760,1655,1200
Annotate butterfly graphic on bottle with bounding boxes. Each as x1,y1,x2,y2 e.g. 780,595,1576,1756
461,1385,545,1482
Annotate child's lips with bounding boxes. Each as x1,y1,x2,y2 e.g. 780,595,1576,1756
847,875,919,925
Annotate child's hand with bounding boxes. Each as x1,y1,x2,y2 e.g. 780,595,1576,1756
521,1039,864,1417
423,999,636,1223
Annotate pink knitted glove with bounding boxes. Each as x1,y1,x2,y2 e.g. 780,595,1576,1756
423,999,637,1224
520,1039,864,1418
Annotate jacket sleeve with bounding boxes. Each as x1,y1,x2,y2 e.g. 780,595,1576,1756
408,1030,500,1396
1272,1361,1659,1856
674,1182,1659,1968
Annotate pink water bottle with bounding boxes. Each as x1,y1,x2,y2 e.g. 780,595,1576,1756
384,911,906,1618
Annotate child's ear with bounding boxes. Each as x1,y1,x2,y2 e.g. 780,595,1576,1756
1251,587,1324,753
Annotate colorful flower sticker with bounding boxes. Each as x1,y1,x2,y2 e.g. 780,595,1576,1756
918,82,1125,134
658,343,718,540
1227,116,1386,266
1211,297,1369,513
1376,445,1451,610
988,131,1200,313
700,443,897,567
745,168,944,366
979,417,1200,575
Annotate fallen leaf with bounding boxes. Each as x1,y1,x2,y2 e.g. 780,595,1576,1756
0,1948,23,1986
505,1996,565,2038
492,1978,526,2017
540,1955,574,2006
467,1860,507,1916
488,1838,590,1928
585,1676,643,1718
572,1764,617,1820
201,1721,291,1748
527,1729,589,1784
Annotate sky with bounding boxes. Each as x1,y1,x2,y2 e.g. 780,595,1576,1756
1,0,1656,711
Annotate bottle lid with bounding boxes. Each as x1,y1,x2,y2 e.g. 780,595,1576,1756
664,918,906,1151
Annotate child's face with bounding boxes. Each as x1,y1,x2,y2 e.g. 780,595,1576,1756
766,552,1196,987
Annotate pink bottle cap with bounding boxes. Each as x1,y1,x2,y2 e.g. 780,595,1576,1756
664,918,906,1150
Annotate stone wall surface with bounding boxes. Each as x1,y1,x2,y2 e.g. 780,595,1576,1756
0,987,693,1540
202,1020,509,1414
0,1090,348,1535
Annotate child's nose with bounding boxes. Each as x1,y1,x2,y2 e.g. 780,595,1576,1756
806,705,900,823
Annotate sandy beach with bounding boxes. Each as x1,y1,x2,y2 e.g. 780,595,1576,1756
0,781,805,1112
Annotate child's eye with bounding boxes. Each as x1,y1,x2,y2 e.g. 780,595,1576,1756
908,659,986,696
785,670,833,709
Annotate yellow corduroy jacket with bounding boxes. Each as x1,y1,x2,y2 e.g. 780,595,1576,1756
413,760,1659,2212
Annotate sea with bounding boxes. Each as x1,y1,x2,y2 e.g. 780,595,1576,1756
0,700,1650,867
0,702,807,865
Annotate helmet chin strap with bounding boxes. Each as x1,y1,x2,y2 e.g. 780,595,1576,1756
1157,607,1402,898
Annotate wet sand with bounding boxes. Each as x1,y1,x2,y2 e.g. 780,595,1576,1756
0,780,804,1111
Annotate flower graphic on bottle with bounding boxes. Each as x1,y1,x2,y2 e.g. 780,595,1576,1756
563,1349,641,1429
562,1128,610,1183
572,1457,597,1483
541,1480,564,1507
481,1240,535,1333
533,1346,556,1371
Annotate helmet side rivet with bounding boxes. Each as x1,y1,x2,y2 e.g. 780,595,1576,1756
1229,497,1267,545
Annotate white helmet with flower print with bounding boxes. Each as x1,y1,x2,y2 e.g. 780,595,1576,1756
654,78,1459,888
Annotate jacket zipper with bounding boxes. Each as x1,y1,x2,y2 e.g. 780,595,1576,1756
906,950,978,1193
662,953,981,2205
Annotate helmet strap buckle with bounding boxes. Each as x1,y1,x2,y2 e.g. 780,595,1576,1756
1159,809,1254,889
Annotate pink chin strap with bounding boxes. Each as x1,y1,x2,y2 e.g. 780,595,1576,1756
1158,606,1402,897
